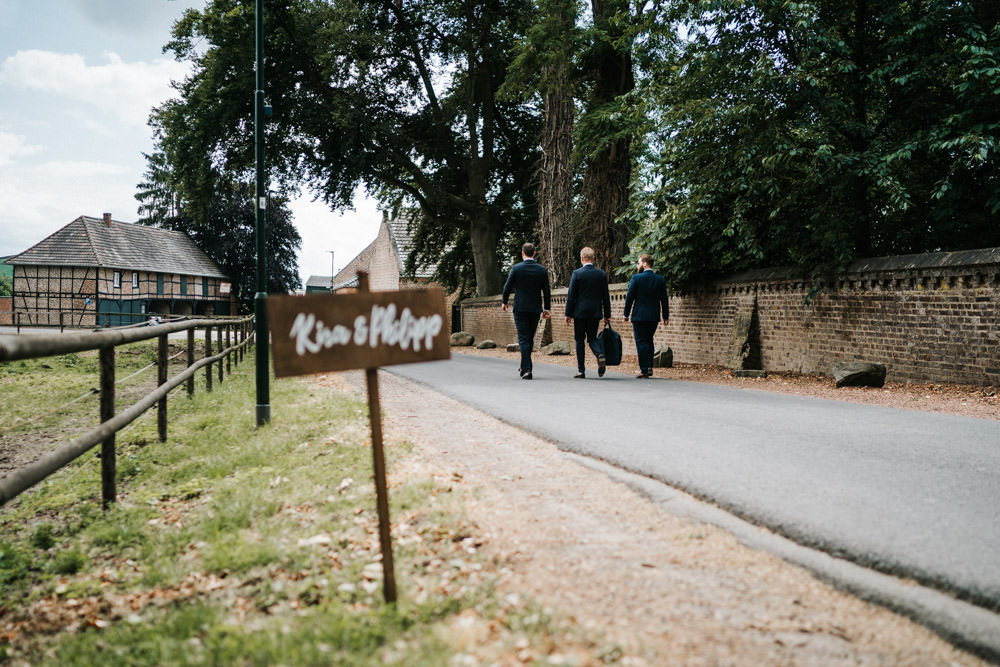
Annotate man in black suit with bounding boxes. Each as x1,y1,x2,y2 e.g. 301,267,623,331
501,242,551,380
564,246,611,378
623,253,670,378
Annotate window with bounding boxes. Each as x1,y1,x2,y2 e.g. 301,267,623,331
131,272,139,289
180,275,188,295
113,271,121,289
156,273,164,295
203,277,209,296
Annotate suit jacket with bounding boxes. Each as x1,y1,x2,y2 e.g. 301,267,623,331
502,258,551,314
565,264,611,320
623,269,669,322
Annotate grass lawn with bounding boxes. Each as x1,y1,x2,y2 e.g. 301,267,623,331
0,342,606,665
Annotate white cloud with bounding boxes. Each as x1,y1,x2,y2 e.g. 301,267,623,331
291,194,382,287
0,159,139,256
0,130,40,167
0,49,189,127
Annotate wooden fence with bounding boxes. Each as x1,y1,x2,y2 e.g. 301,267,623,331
0,317,255,508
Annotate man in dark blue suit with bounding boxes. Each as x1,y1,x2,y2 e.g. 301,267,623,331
501,242,551,380
564,246,611,378
623,253,670,378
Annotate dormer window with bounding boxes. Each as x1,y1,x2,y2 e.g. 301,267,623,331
113,271,121,288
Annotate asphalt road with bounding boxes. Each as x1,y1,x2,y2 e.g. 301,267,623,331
388,354,1000,614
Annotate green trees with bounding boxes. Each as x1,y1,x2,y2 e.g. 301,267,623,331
137,162,302,309
627,0,1000,288
146,0,999,295
151,0,540,297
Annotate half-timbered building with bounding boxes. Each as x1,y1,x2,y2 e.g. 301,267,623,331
7,214,231,327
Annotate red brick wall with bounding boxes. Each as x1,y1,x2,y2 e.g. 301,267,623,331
0,297,11,325
460,250,1000,386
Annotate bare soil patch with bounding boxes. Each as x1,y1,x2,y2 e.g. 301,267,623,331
323,368,989,665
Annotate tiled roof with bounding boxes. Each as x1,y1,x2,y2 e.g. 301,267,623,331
387,211,436,279
305,275,334,289
7,216,227,279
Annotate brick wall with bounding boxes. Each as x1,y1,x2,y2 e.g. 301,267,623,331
460,248,1000,386
0,297,11,325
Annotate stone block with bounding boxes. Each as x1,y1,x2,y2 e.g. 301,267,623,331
475,339,496,349
833,361,887,388
450,331,475,346
540,341,571,355
653,346,673,368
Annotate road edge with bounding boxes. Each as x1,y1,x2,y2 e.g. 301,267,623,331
566,453,1000,665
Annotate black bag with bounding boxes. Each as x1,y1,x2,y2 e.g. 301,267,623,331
597,323,622,366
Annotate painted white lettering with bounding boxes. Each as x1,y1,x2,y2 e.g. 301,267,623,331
290,313,321,355
353,315,368,346
289,303,443,357
367,304,443,352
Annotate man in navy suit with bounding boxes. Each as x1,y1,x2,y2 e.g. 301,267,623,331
501,242,551,380
623,253,670,378
564,246,611,378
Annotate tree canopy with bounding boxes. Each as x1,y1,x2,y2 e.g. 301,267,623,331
152,0,541,297
626,0,1000,289
147,0,1000,295
137,161,301,309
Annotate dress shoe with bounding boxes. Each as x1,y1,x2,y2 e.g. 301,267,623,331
574,372,586,379
522,372,533,380
636,371,651,379
519,368,525,377
597,356,606,377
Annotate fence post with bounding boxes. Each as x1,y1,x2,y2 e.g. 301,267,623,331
240,320,246,362
16,312,21,334
187,327,196,397
205,326,213,392
225,324,232,376
60,312,65,333
157,333,168,442
100,346,116,508
217,326,224,383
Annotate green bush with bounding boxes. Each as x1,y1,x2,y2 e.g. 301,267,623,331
50,547,86,575
0,541,29,585
30,523,56,550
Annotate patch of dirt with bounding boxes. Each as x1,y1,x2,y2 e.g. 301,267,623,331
324,368,989,665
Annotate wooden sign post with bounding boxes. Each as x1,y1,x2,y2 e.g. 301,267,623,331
268,273,451,603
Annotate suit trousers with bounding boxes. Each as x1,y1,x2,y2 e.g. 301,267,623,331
632,321,659,373
573,318,604,372
514,312,541,373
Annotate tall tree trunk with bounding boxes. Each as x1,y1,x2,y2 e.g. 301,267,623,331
580,0,635,276
581,137,631,274
538,69,577,287
535,0,578,287
469,211,503,296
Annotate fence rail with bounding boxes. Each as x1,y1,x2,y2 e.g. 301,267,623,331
0,316,255,508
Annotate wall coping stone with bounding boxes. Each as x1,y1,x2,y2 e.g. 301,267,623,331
721,246,1000,286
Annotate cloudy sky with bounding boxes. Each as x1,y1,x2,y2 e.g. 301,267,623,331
0,0,380,286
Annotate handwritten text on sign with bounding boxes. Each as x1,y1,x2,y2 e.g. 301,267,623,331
268,288,451,377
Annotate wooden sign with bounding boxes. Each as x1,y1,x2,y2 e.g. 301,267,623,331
268,287,451,377
268,277,451,605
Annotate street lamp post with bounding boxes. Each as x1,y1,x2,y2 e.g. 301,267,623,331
254,0,270,425
328,250,335,292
